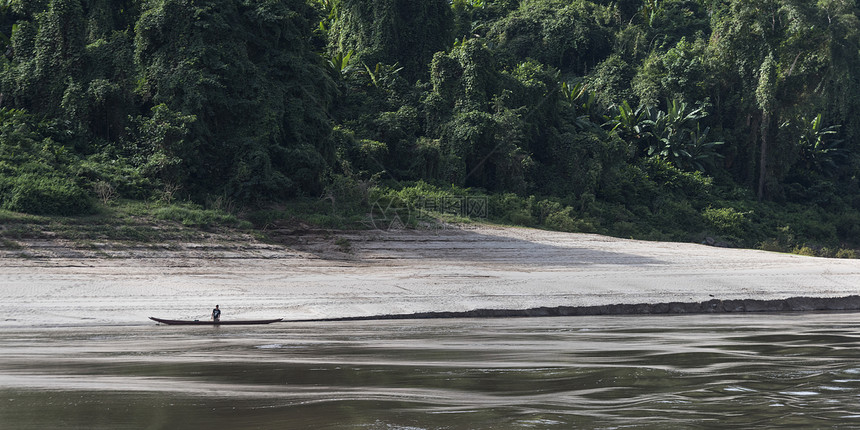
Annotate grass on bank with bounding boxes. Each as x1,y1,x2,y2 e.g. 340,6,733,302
0,200,252,246
0,181,858,259
237,180,859,259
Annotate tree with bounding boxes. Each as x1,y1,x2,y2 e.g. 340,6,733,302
488,0,615,75
707,0,860,200
330,0,452,81
134,0,335,200
2,0,85,118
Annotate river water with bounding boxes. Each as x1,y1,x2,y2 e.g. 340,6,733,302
2,313,860,429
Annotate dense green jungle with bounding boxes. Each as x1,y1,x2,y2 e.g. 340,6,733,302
1,0,860,256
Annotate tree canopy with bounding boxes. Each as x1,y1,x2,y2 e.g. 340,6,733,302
2,0,860,250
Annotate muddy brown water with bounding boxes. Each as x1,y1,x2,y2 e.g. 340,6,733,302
2,313,860,429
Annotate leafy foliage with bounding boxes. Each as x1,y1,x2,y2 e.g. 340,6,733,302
0,0,859,254
329,0,451,81
1,0,334,207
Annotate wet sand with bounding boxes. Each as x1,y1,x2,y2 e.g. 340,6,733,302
2,226,860,326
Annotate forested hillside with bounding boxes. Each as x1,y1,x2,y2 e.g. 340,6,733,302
1,0,859,254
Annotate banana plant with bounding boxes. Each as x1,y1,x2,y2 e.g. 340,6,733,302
681,124,724,172
796,114,844,176
314,0,340,35
328,50,355,76
363,62,403,88
560,81,602,128
654,100,706,135
603,100,653,144
640,0,664,27
641,100,722,172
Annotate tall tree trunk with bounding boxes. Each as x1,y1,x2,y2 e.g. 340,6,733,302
755,53,777,201
757,112,769,201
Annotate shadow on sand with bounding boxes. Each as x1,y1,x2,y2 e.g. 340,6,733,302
279,226,665,268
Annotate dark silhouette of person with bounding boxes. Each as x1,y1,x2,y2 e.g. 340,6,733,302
212,305,221,321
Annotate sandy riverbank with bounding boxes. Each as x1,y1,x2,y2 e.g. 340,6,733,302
2,225,860,327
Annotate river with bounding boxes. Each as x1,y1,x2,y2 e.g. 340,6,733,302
2,313,860,429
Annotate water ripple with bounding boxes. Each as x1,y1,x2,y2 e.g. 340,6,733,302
2,313,860,428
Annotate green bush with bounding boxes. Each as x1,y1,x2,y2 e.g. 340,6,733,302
793,246,817,257
795,212,839,244
508,208,534,225
643,158,713,198
834,212,860,247
489,192,530,223
612,220,638,237
702,206,750,238
655,199,702,233
0,175,93,215
544,206,593,233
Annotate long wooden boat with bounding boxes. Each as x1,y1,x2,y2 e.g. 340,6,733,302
149,317,283,325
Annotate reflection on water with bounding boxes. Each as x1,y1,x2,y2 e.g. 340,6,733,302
2,313,860,429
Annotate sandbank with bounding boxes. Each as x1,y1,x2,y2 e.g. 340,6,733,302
2,225,860,327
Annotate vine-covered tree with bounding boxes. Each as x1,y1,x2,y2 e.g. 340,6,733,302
329,0,452,81
134,0,334,200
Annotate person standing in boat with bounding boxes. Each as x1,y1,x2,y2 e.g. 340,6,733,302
212,305,221,322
